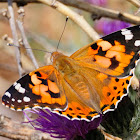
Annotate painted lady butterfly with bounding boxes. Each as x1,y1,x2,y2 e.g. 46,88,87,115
2,25,140,121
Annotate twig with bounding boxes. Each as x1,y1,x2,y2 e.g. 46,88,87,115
102,130,122,140
1,0,140,25
38,0,100,41
1,0,140,24
0,114,53,140
127,0,140,8
57,0,140,24
0,8,9,18
17,7,39,69
2,34,13,44
7,0,23,77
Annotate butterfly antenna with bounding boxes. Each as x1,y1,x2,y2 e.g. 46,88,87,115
7,43,52,54
56,16,69,51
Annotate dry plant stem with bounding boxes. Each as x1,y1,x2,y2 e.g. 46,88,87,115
1,0,140,24
7,0,23,77
17,20,39,69
127,0,140,8
38,0,100,41
0,8,7,15
102,130,122,140
57,0,140,24
0,114,52,140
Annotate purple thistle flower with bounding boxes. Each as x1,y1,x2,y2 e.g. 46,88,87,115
94,19,131,35
86,0,107,6
24,109,102,140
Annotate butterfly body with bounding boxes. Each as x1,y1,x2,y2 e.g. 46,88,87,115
52,52,101,112
2,25,140,121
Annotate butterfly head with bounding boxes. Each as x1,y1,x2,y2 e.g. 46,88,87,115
51,52,63,61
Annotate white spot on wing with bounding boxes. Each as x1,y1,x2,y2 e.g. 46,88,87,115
121,30,131,35
19,87,25,93
125,34,133,40
135,40,140,47
11,108,15,111
13,82,17,86
23,96,30,102
11,104,14,107
121,29,127,32
5,92,11,98
2,102,5,106
121,29,133,40
11,98,15,102
5,105,9,108
17,100,22,103
15,83,21,90
17,108,22,111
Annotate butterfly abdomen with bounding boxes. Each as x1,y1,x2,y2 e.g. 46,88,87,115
52,52,102,113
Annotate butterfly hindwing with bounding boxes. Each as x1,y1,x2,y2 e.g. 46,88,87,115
96,72,132,113
54,69,101,121
2,66,67,111
71,25,140,77
70,66,132,117
54,65,132,121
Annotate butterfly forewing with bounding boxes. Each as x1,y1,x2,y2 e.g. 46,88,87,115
2,66,67,111
71,25,140,77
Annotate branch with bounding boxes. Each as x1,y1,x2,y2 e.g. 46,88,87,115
17,7,39,69
57,0,140,24
101,130,122,140
1,0,140,24
7,0,23,77
127,0,140,8
38,0,100,41
0,114,52,140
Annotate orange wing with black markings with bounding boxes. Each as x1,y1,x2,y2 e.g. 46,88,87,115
71,25,140,77
2,25,140,122
54,65,132,121
2,65,67,111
